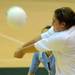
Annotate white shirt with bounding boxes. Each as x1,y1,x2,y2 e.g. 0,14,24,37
34,26,75,52
38,26,55,60
34,26,75,75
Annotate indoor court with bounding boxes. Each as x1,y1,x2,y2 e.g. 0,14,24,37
0,0,75,75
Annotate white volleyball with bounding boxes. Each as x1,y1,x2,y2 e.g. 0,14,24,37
6,6,27,27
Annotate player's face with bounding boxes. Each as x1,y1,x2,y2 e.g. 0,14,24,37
52,16,66,32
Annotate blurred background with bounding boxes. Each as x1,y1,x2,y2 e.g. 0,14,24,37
0,0,75,67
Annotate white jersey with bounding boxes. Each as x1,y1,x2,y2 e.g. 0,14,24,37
38,26,55,60
34,26,75,75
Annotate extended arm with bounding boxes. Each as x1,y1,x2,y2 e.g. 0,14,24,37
14,36,41,58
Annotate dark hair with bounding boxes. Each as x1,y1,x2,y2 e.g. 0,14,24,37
55,7,75,29
41,25,51,33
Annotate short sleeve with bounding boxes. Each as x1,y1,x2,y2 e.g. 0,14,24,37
34,34,66,52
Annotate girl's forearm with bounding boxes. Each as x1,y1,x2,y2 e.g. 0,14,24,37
14,44,38,58
22,36,41,48
21,44,38,53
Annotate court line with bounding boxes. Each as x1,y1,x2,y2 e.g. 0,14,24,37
0,33,24,45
